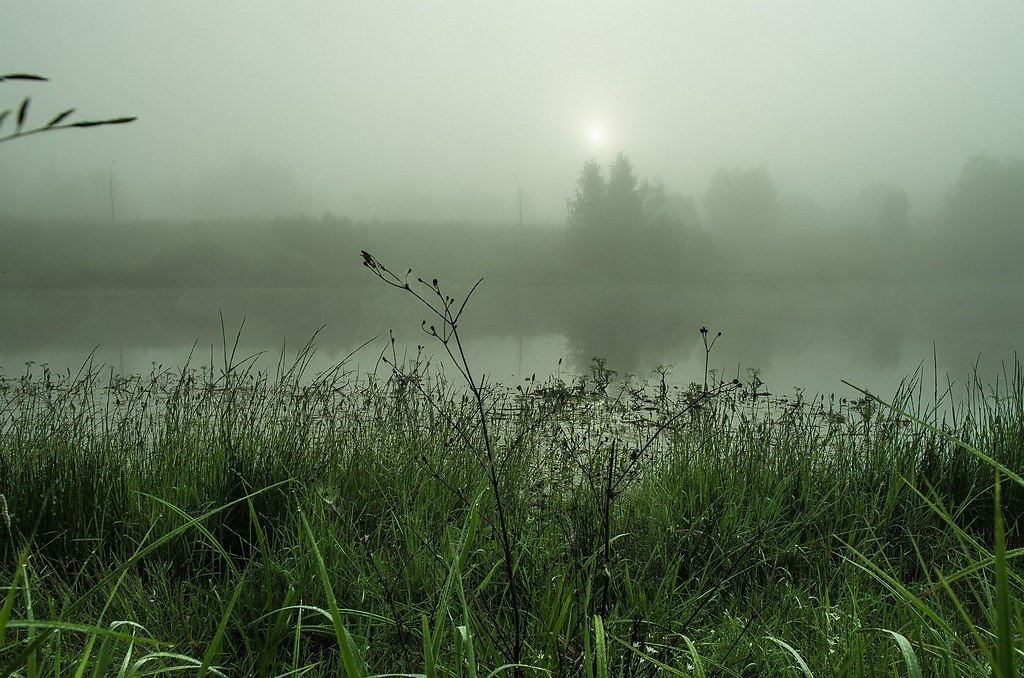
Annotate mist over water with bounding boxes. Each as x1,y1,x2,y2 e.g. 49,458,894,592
2,3,1023,400
2,272,1021,401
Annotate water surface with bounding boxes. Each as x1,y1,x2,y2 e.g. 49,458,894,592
3,280,1020,400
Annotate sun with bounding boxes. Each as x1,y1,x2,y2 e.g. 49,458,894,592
586,124,605,145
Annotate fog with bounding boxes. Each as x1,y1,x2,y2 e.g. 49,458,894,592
4,3,1024,220
2,2,1023,396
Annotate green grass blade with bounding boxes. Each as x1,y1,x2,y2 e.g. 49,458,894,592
456,625,477,678
842,380,1024,486
198,571,246,678
117,624,137,678
91,628,115,678
0,482,288,678
483,664,551,677
21,557,36,678
144,494,241,577
421,614,436,678
90,621,150,678
129,650,229,676
292,603,304,674
593,615,608,678
4,619,163,642
863,628,922,678
77,528,159,678
0,544,29,646
932,568,992,671
992,471,1015,678
681,635,707,678
607,632,689,676
842,543,958,638
583,613,593,678
764,635,813,678
298,508,365,678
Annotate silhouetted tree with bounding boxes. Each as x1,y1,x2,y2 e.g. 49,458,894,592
567,153,645,234
637,179,672,225
606,152,642,229
858,183,910,235
702,166,778,237
661,190,701,228
939,154,1024,278
946,154,1024,238
567,158,608,231
567,153,700,282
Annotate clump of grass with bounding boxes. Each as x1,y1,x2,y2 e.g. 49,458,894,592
0,300,1020,673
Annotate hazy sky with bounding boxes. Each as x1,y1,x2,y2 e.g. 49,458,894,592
2,2,1023,222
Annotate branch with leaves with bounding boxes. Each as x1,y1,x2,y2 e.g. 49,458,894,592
0,72,136,145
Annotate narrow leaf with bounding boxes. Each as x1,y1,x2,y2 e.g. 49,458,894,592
299,510,365,677
0,545,31,646
0,482,289,678
0,73,48,82
594,615,608,678
70,116,137,128
681,635,707,678
887,630,923,678
457,625,477,678
422,614,436,678
607,632,690,676
765,636,814,678
993,471,1015,678
16,97,29,134
46,108,75,128
198,576,245,678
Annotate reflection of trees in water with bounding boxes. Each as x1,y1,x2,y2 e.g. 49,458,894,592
1,281,1019,393
562,286,694,376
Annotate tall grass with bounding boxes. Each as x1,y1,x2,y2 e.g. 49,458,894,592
0,333,1020,674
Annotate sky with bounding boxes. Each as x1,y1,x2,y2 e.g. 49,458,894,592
2,1,1023,223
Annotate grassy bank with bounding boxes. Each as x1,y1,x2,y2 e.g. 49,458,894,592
0,341,1021,675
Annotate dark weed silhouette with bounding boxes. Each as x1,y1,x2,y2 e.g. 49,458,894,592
361,250,527,674
0,72,135,145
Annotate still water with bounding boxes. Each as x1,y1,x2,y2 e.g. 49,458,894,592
2,280,1021,400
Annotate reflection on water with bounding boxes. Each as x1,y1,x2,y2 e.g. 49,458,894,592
1,280,1021,399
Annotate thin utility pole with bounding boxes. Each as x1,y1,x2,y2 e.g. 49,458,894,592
514,174,523,376
513,173,522,228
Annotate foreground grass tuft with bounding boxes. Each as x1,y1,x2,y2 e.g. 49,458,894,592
0,347,1021,675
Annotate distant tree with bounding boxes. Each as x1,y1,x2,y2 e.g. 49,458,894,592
567,153,646,234
945,154,1024,238
638,178,666,222
877,189,910,232
858,183,910,234
702,166,778,236
567,153,705,282
0,72,135,145
660,190,701,228
938,154,1024,277
192,158,304,219
606,152,643,229
567,158,608,231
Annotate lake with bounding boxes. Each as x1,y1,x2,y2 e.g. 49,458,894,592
2,278,1021,401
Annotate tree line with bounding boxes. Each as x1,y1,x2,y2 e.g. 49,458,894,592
3,151,1023,289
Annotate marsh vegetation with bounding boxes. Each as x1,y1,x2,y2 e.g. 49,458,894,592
1,269,1021,674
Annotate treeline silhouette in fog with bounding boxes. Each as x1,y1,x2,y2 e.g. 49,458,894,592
3,153,1022,290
